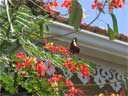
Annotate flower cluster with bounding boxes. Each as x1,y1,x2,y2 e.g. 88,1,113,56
63,58,90,77
36,0,59,16
48,74,64,91
16,52,36,71
91,0,103,11
15,44,90,96
77,64,90,78
61,0,72,12
36,60,47,77
65,80,83,96
16,52,47,78
63,58,76,72
48,75,83,96
91,0,124,11
43,0,59,10
109,0,124,11
48,74,64,84
37,0,72,13
45,42,70,55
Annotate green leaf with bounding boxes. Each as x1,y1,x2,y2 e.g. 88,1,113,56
110,13,119,36
69,0,82,30
16,20,29,28
107,24,115,40
39,21,44,37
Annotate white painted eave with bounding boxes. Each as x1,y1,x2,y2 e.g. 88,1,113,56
48,21,128,66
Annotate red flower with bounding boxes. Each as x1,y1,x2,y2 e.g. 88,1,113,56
48,74,63,84
79,64,90,77
16,52,26,59
61,0,72,12
70,87,78,94
91,4,97,9
58,46,70,55
16,62,25,71
42,0,59,16
49,0,59,8
45,42,69,55
65,80,83,96
109,0,124,11
36,60,47,77
16,52,36,70
16,52,26,71
65,80,74,87
44,1,59,10
63,59,76,72
91,0,103,11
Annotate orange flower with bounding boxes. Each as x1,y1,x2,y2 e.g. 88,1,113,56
15,52,36,71
45,42,69,55
24,57,36,67
109,0,124,11
16,62,25,71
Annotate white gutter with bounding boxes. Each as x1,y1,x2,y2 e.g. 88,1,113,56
48,21,128,66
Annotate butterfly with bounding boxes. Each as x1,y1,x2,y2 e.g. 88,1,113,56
69,37,80,54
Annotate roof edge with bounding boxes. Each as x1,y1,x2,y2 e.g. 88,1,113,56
50,15,128,42
48,21,128,65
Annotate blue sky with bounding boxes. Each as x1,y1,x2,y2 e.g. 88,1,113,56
1,0,127,34
56,0,128,34
82,0,128,35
